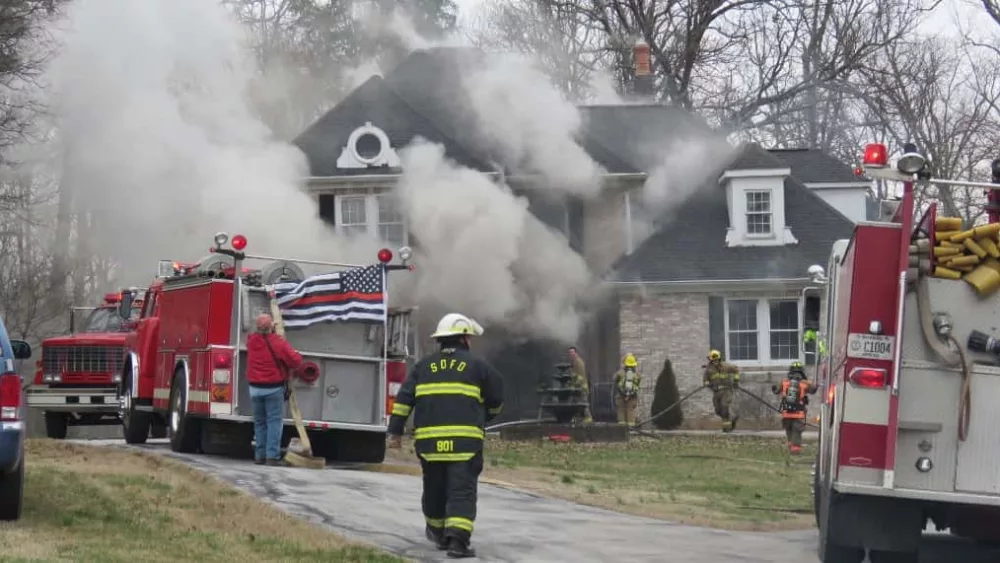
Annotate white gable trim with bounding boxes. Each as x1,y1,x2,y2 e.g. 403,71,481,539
804,181,871,189
719,168,791,182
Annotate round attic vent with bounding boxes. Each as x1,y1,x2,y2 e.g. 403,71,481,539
355,132,382,160
348,122,390,166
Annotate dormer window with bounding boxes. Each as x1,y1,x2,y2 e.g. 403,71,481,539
746,190,772,236
721,168,797,247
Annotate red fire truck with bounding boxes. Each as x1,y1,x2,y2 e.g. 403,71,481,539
116,233,414,463
813,142,1000,562
27,291,145,439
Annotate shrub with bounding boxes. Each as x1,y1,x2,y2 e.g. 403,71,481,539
649,358,684,430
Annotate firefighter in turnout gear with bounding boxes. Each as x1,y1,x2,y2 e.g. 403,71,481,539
703,349,741,432
771,361,817,455
387,313,504,558
568,346,593,424
615,353,642,426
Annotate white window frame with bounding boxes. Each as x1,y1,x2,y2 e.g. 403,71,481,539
745,189,773,238
333,191,408,247
723,297,803,366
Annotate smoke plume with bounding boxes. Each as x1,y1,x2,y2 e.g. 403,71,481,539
41,0,379,286
463,54,606,195
397,140,593,343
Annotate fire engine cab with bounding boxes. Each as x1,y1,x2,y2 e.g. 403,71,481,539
117,233,414,463
813,142,1000,562
27,290,144,439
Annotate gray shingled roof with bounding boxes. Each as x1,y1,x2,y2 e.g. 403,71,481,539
610,144,856,283
293,47,717,178
292,73,493,176
767,148,862,183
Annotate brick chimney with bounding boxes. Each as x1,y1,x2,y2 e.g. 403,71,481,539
632,39,654,99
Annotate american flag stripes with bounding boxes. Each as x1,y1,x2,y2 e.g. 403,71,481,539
271,265,386,329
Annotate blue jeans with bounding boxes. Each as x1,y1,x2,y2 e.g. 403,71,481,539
250,385,285,460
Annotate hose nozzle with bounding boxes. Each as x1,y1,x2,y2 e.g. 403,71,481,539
968,329,1000,356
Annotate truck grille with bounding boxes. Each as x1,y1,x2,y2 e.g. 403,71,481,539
43,345,124,383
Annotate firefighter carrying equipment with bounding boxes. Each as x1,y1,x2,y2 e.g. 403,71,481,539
615,360,642,426
387,342,504,551
430,313,485,339
616,362,641,397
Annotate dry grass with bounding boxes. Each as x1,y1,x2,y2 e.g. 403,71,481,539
386,434,815,532
0,440,403,563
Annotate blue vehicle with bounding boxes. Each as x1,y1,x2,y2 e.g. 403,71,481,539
0,317,33,521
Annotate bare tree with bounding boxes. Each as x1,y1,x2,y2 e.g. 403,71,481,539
468,0,615,102
847,36,1000,222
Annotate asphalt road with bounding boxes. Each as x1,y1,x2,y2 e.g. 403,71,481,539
74,439,1000,563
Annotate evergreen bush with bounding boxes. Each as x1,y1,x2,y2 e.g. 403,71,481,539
649,358,684,430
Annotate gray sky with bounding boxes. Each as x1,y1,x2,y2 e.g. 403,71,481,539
457,0,994,38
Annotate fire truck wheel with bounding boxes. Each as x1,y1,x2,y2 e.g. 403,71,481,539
868,550,918,563
0,459,23,521
119,375,150,445
818,488,865,562
168,374,201,453
150,423,167,439
43,412,68,440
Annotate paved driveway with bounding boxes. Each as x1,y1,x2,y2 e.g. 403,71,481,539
73,439,1000,562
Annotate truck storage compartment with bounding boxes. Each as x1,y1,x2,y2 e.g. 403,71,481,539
895,276,1000,496
234,285,383,425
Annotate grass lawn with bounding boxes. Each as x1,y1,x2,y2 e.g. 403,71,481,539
386,434,815,532
0,440,403,563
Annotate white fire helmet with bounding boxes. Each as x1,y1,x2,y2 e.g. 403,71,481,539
430,313,485,339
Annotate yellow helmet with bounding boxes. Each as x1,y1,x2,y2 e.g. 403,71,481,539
708,350,722,361
623,353,638,367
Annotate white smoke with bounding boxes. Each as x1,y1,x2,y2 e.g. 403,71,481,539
40,0,379,287
397,140,592,343
631,135,738,247
463,54,606,195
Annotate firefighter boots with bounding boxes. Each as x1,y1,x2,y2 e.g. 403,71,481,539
425,526,448,550
446,538,476,558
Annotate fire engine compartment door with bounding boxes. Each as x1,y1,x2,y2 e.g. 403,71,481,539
954,364,1000,495
236,286,383,425
897,277,1000,496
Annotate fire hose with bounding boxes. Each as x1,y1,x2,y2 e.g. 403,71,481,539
631,385,708,429
915,276,972,442
735,386,820,430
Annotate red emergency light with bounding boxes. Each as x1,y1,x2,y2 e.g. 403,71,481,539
231,234,248,251
103,293,122,303
377,248,393,263
848,367,887,389
862,143,888,167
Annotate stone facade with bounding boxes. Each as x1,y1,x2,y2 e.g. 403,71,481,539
618,287,813,427
619,290,712,420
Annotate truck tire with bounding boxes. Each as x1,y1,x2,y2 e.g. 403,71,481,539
311,430,386,463
818,480,865,562
167,374,201,453
869,550,918,563
119,372,150,445
0,459,24,521
44,412,68,440
150,423,167,439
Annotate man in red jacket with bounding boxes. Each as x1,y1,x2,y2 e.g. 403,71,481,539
246,313,303,465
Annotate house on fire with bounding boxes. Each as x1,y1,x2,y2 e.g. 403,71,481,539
291,44,860,423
